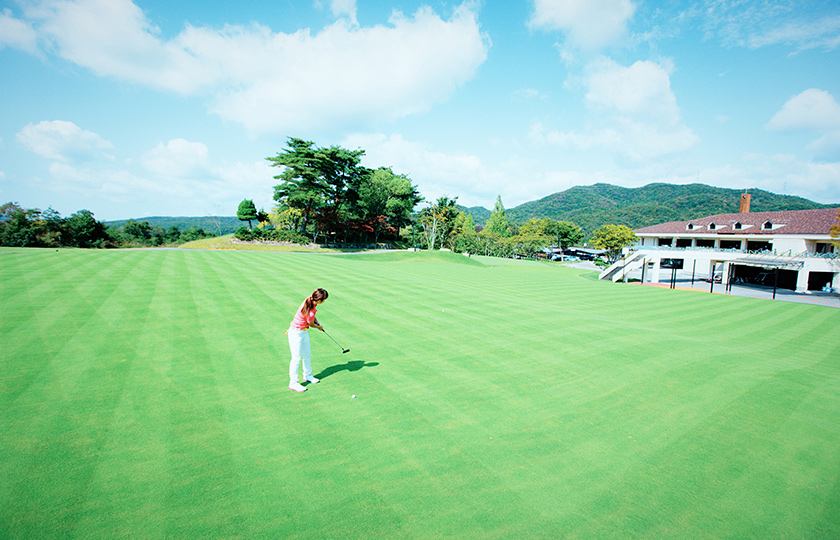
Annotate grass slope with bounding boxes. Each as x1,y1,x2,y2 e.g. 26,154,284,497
1,248,839,539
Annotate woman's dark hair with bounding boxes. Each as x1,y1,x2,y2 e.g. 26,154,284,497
302,288,328,317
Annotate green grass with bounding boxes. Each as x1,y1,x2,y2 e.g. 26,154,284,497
2,248,839,539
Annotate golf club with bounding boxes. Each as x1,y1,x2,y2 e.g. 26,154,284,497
322,329,350,353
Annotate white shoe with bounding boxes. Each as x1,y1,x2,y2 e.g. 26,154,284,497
289,381,307,392
305,376,320,384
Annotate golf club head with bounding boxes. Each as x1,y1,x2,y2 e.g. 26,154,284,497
342,349,350,354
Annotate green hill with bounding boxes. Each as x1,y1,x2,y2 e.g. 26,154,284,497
464,183,836,235
105,216,242,235
107,184,836,239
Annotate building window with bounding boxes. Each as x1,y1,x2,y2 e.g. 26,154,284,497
708,223,717,230
747,240,772,252
762,221,773,230
733,222,742,230
686,223,695,230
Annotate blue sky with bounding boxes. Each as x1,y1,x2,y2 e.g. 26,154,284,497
1,0,839,221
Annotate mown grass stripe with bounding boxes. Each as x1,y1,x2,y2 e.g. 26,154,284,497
1,249,838,539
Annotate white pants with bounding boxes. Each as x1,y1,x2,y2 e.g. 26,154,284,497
287,327,313,383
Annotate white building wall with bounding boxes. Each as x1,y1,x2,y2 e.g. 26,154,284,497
628,240,840,293
771,237,808,254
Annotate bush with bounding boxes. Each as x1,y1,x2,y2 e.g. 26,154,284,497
234,226,253,241
234,226,309,245
266,229,310,244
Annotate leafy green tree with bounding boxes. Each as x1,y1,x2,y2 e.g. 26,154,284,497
356,168,423,242
477,230,500,256
237,199,258,229
268,138,366,238
485,195,511,237
515,232,553,259
419,196,460,250
518,217,582,252
591,224,637,263
268,138,328,235
65,209,107,248
40,207,65,247
257,209,270,228
180,226,210,243
270,207,304,231
448,212,479,252
552,221,584,248
0,203,39,247
166,225,182,243
123,219,153,243
320,145,367,212
519,218,552,237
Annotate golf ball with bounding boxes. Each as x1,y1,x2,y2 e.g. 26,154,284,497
352,395,356,399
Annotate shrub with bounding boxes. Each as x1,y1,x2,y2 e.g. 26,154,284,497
234,226,253,241
234,226,309,245
266,229,310,244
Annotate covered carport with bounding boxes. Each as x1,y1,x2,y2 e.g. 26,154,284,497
712,256,804,299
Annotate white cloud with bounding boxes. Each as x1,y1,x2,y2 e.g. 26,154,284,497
703,154,840,204
13,0,488,134
688,2,840,52
513,88,546,101
529,0,636,50
44,157,277,218
329,0,358,25
745,15,840,51
0,8,39,53
531,120,698,161
16,120,114,162
342,133,543,207
585,58,680,124
766,89,840,132
808,131,840,157
48,162,157,200
218,160,278,211
531,58,698,160
142,139,209,178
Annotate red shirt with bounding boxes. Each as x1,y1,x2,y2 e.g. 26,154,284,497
291,301,317,330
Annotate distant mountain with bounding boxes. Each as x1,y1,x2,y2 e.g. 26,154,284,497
106,184,836,239
463,183,836,235
105,216,242,235
461,205,491,224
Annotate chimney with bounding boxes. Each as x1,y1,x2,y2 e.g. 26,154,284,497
739,192,751,213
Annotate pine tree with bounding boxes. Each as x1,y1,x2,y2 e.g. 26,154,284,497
237,199,258,229
485,195,511,237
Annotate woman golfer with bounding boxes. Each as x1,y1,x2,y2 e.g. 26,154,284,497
287,288,328,392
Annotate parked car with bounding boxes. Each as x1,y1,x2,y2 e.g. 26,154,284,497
704,272,722,283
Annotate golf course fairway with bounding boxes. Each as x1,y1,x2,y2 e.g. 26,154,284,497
2,248,839,539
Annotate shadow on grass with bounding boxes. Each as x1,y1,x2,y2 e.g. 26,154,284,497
315,360,379,380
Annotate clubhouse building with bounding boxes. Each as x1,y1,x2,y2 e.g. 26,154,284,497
600,196,840,294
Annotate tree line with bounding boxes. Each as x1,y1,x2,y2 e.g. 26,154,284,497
252,137,637,259
414,195,634,262
0,203,213,248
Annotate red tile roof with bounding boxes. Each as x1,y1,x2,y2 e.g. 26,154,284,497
635,208,840,236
